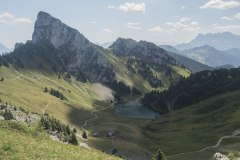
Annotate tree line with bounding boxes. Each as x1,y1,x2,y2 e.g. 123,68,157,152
44,87,67,100
142,68,240,113
40,114,78,145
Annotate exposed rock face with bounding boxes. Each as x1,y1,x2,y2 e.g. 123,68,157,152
110,38,176,67
213,152,229,160
32,11,113,82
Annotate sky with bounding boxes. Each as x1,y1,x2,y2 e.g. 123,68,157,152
0,0,240,49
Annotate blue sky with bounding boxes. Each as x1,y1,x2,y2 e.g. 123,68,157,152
0,0,240,48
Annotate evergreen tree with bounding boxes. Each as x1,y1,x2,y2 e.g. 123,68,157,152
44,87,48,92
66,125,71,135
73,128,77,133
71,131,79,145
152,149,167,160
82,131,87,139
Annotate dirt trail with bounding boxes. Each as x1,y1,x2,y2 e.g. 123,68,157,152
79,104,154,157
168,129,240,158
42,101,51,115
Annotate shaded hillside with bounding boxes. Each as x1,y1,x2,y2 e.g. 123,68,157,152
0,41,65,73
143,68,240,113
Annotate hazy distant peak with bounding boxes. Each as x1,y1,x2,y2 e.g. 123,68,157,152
176,32,240,50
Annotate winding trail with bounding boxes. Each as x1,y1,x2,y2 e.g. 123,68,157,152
167,129,240,158
199,129,240,152
76,105,113,142
79,103,154,157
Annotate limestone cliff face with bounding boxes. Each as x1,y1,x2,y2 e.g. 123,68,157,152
32,11,113,82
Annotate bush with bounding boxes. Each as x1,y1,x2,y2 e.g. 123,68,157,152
152,149,167,160
3,109,14,120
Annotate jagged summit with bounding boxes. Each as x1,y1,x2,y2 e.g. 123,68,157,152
32,11,90,49
32,11,110,82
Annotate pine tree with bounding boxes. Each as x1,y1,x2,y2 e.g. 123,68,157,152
152,149,167,160
66,125,71,135
73,128,77,133
44,87,48,92
71,131,79,145
82,131,87,139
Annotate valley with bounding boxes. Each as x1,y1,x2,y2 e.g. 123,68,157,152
0,8,240,160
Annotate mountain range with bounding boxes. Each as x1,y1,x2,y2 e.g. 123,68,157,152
1,11,240,160
176,32,240,50
162,43,240,68
1,11,190,93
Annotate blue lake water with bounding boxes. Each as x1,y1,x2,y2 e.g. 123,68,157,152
115,100,159,119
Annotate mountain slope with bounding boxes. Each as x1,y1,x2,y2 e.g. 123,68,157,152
143,67,240,113
159,45,213,72
176,32,240,50
145,89,240,157
109,38,190,89
0,120,120,160
179,45,240,67
0,43,10,55
32,11,113,83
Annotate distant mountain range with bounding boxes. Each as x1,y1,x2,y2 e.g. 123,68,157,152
0,43,10,55
159,45,213,72
176,32,240,50
162,45,240,68
97,41,113,48
160,32,240,68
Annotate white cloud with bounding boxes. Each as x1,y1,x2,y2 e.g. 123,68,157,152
221,13,240,20
13,18,32,24
147,26,163,33
0,12,14,19
0,12,32,25
179,17,191,22
212,23,240,33
221,16,234,20
200,0,240,10
90,21,97,24
102,28,114,33
233,13,240,19
181,6,186,9
166,18,200,33
126,23,141,30
108,2,146,13
108,5,115,9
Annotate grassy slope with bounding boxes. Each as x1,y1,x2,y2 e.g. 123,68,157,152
0,66,99,126
144,90,240,159
105,51,190,93
0,120,120,160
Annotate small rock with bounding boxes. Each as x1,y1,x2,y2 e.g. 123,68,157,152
213,152,229,160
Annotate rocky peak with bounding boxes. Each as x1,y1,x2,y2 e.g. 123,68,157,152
32,11,91,51
32,11,111,83
110,38,137,56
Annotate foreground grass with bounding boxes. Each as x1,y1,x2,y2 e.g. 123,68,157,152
0,120,120,160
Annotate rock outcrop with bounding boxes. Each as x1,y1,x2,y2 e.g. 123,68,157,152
213,152,229,160
32,11,114,82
